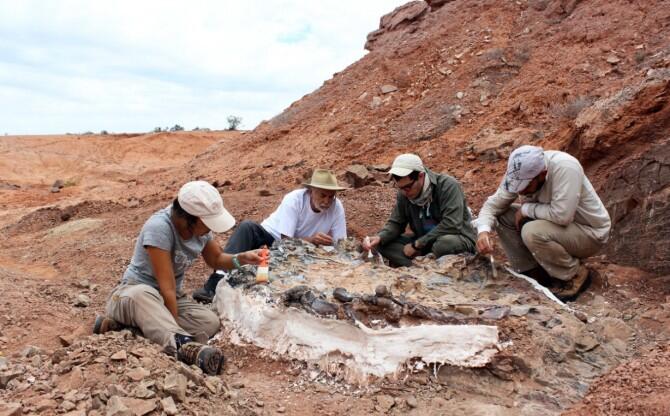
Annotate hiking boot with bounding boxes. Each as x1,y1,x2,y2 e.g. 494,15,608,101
550,265,591,301
93,315,123,334
178,342,226,376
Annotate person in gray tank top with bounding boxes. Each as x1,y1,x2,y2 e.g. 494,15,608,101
93,181,264,375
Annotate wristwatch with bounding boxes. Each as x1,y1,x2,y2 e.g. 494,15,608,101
232,255,242,269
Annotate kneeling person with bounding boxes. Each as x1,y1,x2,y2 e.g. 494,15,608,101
93,181,263,375
476,145,611,300
363,154,477,267
194,169,348,302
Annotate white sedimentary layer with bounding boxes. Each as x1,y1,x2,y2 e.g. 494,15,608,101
215,285,501,381
506,267,574,311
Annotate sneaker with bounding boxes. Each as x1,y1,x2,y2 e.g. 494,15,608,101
550,265,591,301
178,342,226,376
93,315,123,334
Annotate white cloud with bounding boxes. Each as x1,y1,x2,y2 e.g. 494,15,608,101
0,0,406,134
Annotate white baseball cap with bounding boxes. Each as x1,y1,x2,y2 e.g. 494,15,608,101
503,145,546,193
178,181,235,233
388,153,425,177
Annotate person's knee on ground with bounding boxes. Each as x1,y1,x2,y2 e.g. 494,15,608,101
431,235,472,258
184,308,220,338
377,242,413,267
106,284,162,327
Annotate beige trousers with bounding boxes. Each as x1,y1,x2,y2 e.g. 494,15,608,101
496,205,603,281
105,283,220,349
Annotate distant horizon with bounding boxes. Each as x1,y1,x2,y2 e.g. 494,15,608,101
1,127,251,137
0,1,406,135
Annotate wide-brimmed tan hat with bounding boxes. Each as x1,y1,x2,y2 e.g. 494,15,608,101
302,169,347,191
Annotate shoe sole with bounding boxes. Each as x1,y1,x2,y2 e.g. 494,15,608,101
198,347,225,376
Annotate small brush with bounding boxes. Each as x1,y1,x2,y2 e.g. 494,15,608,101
363,236,373,259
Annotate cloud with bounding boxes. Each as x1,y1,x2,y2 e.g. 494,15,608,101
0,0,405,134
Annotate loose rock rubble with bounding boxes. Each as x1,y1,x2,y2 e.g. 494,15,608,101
1,1,670,414
0,331,234,416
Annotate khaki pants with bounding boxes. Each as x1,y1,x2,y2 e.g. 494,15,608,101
496,205,603,281
105,283,220,349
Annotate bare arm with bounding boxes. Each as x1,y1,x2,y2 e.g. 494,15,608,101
281,233,333,246
202,240,263,270
146,246,178,320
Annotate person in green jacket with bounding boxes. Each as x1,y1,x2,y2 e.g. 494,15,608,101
362,154,477,267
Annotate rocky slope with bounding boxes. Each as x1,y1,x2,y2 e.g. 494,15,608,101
192,0,670,274
1,1,669,415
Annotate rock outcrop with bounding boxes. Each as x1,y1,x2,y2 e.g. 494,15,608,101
365,1,430,51
561,66,670,273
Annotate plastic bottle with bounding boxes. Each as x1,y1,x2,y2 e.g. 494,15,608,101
255,248,270,283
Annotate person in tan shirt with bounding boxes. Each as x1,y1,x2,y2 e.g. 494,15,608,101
476,145,611,300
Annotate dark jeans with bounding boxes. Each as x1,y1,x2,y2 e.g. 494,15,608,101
378,234,475,268
223,220,275,254
203,220,275,292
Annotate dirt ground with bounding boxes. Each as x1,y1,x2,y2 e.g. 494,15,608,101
2,0,670,414
0,131,668,415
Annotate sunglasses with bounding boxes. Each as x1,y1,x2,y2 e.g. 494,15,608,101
395,178,417,192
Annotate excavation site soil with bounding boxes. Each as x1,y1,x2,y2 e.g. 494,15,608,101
1,1,669,415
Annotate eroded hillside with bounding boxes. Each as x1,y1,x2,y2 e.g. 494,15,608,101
0,1,669,415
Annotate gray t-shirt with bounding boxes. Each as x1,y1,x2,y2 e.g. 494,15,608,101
122,206,213,291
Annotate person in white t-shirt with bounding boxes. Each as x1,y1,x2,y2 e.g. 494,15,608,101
193,169,348,303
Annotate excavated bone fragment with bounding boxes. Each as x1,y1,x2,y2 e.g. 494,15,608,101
375,285,390,297
282,286,339,317
216,284,500,382
215,239,503,381
333,287,354,303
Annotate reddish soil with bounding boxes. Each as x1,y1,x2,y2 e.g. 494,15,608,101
564,344,670,416
1,1,670,415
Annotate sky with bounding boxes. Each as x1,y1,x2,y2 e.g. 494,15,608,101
0,1,407,135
